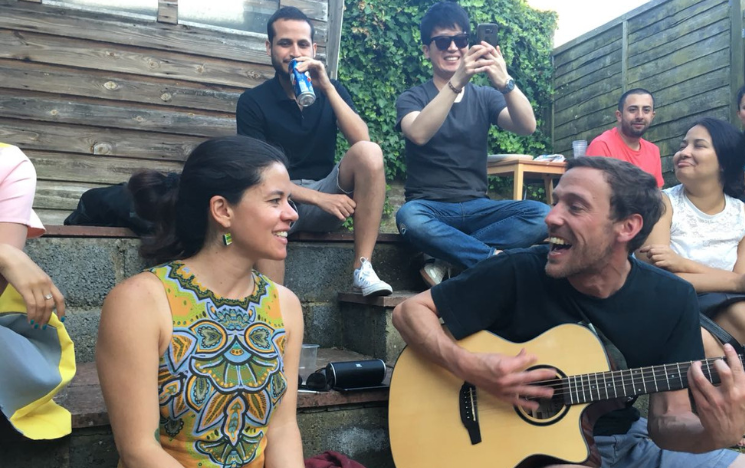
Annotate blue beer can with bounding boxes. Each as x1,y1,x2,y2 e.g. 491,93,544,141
289,59,316,107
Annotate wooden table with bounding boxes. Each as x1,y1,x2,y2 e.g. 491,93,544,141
487,159,566,202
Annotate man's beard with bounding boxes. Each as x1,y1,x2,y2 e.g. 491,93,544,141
545,236,615,280
271,55,290,79
621,119,649,138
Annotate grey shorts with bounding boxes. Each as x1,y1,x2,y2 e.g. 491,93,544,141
289,162,353,234
595,417,739,467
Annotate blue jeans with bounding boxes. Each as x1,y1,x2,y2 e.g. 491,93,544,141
395,197,550,269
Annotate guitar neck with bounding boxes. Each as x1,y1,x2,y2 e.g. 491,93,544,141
559,355,743,405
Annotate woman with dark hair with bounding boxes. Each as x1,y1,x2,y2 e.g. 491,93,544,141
639,118,745,357
96,136,304,467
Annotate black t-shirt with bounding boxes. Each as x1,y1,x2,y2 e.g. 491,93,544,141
395,81,507,202
236,76,357,181
432,245,704,435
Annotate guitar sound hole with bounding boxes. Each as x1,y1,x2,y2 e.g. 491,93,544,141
515,366,569,426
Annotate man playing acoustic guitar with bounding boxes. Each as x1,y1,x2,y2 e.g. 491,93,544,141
392,156,745,467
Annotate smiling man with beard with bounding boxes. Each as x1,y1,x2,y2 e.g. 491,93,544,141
236,7,391,296
392,156,745,468
586,89,664,188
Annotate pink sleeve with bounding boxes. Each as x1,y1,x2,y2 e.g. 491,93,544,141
0,145,45,238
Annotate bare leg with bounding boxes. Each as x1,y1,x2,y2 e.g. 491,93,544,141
255,258,285,285
337,141,386,269
728,454,745,466
713,302,745,345
702,328,725,358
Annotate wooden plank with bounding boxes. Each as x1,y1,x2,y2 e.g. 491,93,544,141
25,150,184,185
628,0,725,38
553,24,622,69
281,0,328,22
729,0,745,125
158,0,178,25
553,104,617,142
44,226,137,238
555,65,622,102
651,67,729,110
553,79,624,115
0,60,242,113
34,180,105,211
553,93,620,131
628,2,728,60
0,2,271,64
627,30,729,84
628,48,729,90
554,48,623,89
0,118,201,161
326,0,343,79
0,30,275,89
647,103,730,144
0,95,234,137
36,209,73,226
553,37,621,79
621,20,628,90
628,18,729,68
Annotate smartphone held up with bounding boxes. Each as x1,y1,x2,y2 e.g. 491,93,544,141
476,23,498,47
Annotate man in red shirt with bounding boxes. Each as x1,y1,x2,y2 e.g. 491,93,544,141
586,88,664,188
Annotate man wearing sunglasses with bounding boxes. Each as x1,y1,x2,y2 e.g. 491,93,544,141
395,1,550,287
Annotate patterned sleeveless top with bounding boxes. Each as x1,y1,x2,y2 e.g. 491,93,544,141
151,262,287,468
665,184,745,271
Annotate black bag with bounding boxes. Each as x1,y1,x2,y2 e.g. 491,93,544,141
64,183,154,235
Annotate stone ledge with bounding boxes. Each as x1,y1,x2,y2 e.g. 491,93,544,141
55,348,391,429
43,226,405,244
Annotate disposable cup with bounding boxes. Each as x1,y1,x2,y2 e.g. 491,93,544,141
299,343,319,383
572,140,588,157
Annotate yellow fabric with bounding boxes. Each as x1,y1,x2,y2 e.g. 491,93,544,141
0,284,76,439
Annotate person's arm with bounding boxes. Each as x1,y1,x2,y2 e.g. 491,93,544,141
288,182,355,221
480,44,535,136
391,290,555,410
236,93,267,140
293,58,369,145
96,273,184,468
0,243,64,325
400,45,493,146
647,344,745,452
638,196,745,292
264,285,304,468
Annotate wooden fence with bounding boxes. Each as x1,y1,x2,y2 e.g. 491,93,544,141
551,0,744,182
0,0,342,224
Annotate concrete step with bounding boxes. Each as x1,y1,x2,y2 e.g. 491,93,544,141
0,348,394,468
338,290,419,365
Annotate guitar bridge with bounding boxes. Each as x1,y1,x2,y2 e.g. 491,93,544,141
459,382,481,445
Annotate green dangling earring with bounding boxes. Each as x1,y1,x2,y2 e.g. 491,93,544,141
222,232,233,246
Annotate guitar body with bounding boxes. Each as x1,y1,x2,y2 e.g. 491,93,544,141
389,324,612,468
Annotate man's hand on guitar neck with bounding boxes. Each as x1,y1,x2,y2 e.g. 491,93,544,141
688,343,745,448
456,348,556,411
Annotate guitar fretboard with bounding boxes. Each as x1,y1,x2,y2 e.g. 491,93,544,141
557,355,742,405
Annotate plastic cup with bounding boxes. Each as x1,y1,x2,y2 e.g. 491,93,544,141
572,140,587,158
299,343,319,383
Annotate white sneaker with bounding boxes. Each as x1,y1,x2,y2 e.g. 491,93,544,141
353,257,393,297
420,259,450,288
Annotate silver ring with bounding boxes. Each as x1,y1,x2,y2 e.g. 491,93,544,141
44,294,53,300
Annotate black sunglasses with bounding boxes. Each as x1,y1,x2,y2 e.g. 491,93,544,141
430,34,469,51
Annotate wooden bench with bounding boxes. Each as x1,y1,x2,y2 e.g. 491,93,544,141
54,348,391,430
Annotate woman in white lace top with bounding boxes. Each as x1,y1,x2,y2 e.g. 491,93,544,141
638,118,745,357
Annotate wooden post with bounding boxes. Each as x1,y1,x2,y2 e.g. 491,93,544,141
729,0,745,124
326,0,344,79
158,0,178,25
621,20,628,91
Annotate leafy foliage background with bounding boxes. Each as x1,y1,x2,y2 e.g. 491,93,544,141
336,0,557,185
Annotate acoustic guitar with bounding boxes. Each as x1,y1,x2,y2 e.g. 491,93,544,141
388,323,729,468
